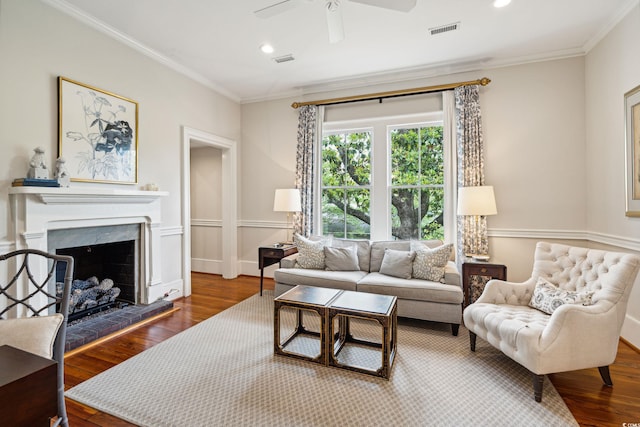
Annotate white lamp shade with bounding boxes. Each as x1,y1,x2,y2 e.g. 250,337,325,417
457,186,497,216
273,189,301,212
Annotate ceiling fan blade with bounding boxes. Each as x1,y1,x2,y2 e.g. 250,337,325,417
349,0,417,12
326,2,345,43
254,0,302,19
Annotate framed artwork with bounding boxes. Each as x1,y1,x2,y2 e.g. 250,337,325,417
58,77,138,184
625,84,640,217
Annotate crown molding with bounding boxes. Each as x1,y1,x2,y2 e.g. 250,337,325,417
583,0,640,53
41,0,241,103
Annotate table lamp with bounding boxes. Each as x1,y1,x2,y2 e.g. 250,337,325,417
457,185,497,261
273,188,301,244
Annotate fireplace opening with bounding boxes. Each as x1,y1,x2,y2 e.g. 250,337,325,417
49,223,141,323
57,239,137,321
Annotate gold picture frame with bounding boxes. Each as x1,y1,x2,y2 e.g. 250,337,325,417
625,83,640,217
58,77,138,184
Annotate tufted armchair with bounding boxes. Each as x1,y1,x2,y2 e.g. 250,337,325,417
463,242,640,402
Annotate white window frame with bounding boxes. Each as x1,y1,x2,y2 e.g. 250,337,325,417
320,110,452,241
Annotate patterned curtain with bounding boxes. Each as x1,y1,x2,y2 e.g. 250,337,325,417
293,105,319,236
455,85,487,262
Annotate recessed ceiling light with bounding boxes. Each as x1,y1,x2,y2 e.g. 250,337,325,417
260,43,274,54
493,0,511,7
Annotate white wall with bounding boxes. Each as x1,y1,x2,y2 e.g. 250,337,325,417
0,0,241,299
585,4,640,346
190,146,223,274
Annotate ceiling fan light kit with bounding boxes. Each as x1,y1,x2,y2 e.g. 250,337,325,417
254,0,416,44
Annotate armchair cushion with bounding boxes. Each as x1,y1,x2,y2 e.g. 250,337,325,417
0,314,64,359
528,277,594,315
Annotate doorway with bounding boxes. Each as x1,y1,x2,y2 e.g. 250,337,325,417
182,127,238,297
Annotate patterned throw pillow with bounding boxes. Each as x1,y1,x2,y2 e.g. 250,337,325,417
411,242,453,282
379,249,416,279
294,234,331,269
528,277,595,315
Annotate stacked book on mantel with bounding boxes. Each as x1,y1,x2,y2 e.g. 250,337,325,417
12,178,60,187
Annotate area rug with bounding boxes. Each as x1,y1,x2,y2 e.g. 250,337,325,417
66,291,577,426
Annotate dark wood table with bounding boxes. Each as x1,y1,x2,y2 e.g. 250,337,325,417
328,290,397,379
0,345,58,427
462,260,507,306
274,285,343,365
258,244,297,295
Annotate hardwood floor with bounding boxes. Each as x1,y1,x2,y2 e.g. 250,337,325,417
65,272,640,426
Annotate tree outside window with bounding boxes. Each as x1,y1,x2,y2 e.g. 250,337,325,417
321,131,371,238
320,123,444,240
390,125,444,240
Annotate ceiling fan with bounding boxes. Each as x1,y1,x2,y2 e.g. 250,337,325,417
254,0,417,44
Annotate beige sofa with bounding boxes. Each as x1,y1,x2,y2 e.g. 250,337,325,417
273,238,464,335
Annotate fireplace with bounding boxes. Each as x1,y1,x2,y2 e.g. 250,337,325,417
49,224,140,305
8,187,168,305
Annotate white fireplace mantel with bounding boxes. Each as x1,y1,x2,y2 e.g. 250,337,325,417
9,187,168,204
9,187,168,304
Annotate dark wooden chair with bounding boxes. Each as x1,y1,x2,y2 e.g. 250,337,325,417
0,249,74,427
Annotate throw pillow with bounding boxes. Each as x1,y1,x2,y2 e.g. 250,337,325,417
324,245,360,271
0,314,64,359
294,234,331,269
379,249,416,279
528,277,595,315
411,242,453,282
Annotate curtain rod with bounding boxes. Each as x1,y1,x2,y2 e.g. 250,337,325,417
291,77,491,109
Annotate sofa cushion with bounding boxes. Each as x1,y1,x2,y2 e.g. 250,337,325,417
294,234,332,269
379,249,415,279
332,238,371,272
274,267,366,292
324,245,360,271
370,241,410,272
370,240,443,272
357,272,463,304
411,242,453,282
528,277,595,315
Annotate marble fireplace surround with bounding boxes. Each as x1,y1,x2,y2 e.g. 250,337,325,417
9,187,167,305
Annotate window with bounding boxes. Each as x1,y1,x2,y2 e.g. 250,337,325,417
320,105,449,241
321,131,372,238
390,125,444,240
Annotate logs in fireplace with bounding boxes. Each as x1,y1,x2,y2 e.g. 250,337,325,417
59,276,123,321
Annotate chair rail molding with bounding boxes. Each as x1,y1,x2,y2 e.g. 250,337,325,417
489,228,640,252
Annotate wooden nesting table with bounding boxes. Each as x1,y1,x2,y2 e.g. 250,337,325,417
274,285,397,379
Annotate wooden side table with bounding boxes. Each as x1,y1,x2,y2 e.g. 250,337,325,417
462,260,507,306
258,244,297,296
0,345,58,427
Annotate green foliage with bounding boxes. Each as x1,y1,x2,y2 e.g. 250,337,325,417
322,125,444,240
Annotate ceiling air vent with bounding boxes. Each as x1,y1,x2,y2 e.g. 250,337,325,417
273,54,295,63
429,21,460,36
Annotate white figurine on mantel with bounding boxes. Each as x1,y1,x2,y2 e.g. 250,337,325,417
27,146,48,179
55,157,70,187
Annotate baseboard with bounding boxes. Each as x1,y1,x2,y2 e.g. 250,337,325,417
620,337,640,354
191,258,222,275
